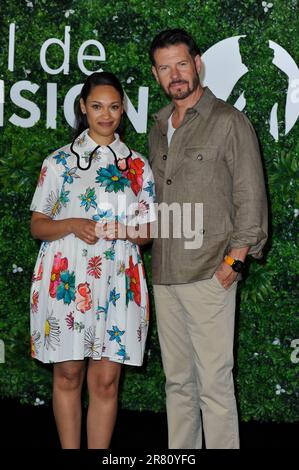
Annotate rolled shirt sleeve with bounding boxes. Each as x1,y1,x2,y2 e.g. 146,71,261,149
225,112,268,258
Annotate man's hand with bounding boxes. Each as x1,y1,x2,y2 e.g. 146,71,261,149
215,261,238,289
215,246,249,289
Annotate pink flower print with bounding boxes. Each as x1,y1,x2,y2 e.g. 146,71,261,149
31,290,39,313
49,252,68,298
75,282,92,313
87,255,102,279
138,200,150,216
35,256,44,281
38,165,47,187
66,311,74,330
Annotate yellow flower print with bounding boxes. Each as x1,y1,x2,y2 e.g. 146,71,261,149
44,311,61,351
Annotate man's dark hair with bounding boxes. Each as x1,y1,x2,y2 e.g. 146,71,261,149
149,29,201,65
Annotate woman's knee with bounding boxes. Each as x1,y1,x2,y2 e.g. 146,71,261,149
54,362,85,391
87,362,121,399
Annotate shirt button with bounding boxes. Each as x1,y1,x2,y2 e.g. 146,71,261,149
162,154,167,160
166,179,172,185
197,154,203,161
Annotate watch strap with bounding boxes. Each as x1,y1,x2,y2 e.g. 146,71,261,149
224,255,235,267
224,255,245,273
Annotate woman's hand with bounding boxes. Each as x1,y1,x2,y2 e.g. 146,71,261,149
98,221,127,241
31,213,98,243
70,218,99,244
95,220,154,246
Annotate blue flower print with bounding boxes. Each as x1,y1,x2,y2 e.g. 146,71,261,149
115,211,126,223
109,288,120,306
61,166,80,184
116,345,130,361
53,151,70,166
125,272,134,306
144,181,155,198
56,270,76,305
96,301,109,321
60,188,70,207
92,207,114,222
104,246,115,261
78,187,97,211
107,325,125,344
96,164,130,193
40,241,49,255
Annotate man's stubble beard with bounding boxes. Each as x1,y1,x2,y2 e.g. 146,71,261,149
166,74,200,100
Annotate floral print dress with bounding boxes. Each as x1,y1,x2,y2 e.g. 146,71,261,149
30,129,156,366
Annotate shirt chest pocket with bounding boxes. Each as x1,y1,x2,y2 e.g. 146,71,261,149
179,146,218,187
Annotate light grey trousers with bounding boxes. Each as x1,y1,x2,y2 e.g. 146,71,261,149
153,274,240,449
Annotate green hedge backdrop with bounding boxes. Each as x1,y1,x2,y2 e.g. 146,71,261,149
0,0,298,421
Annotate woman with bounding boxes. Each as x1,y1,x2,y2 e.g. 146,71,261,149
29,72,156,449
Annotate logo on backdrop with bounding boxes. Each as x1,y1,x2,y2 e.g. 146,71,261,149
0,26,298,139
0,339,5,364
290,339,299,364
200,35,299,141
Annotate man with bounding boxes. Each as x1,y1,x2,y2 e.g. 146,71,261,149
148,29,268,449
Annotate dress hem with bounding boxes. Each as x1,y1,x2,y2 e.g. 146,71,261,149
32,355,143,367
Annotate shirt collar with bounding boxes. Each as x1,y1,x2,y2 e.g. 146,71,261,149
153,87,216,135
72,129,131,157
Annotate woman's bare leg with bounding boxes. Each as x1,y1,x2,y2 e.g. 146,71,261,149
53,360,86,449
86,358,122,449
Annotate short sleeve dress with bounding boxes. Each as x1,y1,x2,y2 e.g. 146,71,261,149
29,129,156,366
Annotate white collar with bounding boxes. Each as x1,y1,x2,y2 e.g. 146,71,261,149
72,129,131,157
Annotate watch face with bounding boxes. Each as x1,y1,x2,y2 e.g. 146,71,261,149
232,260,244,273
